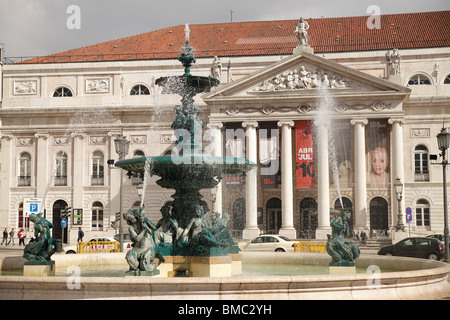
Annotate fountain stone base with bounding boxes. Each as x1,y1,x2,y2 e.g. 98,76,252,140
23,260,55,277
157,253,242,278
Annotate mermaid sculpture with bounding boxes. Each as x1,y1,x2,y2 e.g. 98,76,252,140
23,213,57,263
123,208,165,276
326,210,360,266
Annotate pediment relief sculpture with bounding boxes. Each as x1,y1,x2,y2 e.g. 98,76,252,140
251,65,352,92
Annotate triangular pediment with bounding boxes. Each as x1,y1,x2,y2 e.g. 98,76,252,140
203,50,410,103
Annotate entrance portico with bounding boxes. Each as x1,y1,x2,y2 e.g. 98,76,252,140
203,49,410,240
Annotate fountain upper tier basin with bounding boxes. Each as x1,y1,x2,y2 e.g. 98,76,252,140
155,75,220,94
115,155,256,190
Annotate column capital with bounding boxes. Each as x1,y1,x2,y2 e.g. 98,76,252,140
108,131,123,138
242,121,259,129
34,132,49,140
277,120,295,128
350,119,368,126
0,133,14,141
207,122,223,130
388,118,406,125
71,131,86,139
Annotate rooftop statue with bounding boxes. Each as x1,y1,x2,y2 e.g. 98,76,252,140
295,17,310,46
326,210,360,266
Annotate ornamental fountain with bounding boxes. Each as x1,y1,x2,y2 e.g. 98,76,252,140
114,24,255,276
1,23,449,300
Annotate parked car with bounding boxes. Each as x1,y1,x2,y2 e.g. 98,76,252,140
64,236,130,254
239,235,297,252
427,234,445,242
378,237,444,260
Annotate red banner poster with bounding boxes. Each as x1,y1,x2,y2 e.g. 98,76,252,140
295,121,315,188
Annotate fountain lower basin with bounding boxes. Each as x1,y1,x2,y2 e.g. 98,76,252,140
1,252,449,300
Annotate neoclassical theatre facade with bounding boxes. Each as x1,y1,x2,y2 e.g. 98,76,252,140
0,11,449,242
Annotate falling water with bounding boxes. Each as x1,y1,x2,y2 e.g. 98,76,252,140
315,83,344,209
184,23,190,41
41,108,117,210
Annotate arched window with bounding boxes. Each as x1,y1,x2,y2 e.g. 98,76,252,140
414,145,429,182
444,74,450,84
54,151,68,186
91,151,104,185
18,203,29,229
18,152,31,186
407,74,431,86
91,202,104,230
415,199,430,228
130,85,150,95
53,86,73,97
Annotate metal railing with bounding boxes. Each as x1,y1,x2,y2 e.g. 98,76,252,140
76,241,120,254
293,242,327,253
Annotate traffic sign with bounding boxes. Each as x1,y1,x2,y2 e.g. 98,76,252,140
61,218,68,229
24,198,43,216
405,207,412,223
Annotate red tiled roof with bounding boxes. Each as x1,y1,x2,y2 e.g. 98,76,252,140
21,10,450,64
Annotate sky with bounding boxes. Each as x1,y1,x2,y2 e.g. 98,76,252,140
1,0,449,58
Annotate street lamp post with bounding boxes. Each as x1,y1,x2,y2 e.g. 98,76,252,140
394,177,405,231
436,126,450,263
114,133,130,253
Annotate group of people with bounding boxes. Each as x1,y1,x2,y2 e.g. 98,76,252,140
354,230,368,245
1,228,26,246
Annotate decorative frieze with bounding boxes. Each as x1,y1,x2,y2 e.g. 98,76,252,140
410,128,430,138
14,80,37,95
86,79,110,93
89,136,107,145
17,137,35,146
161,134,177,144
131,135,147,144
53,137,71,145
221,101,391,116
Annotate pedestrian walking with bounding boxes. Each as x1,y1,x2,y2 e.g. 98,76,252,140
7,228,15,246
77,227,84,242
1,228,8,246
18,229,25,246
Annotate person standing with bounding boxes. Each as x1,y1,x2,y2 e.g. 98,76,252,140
18,229,25,246
1,228,8,246
77,227,84,242
7,228,15,246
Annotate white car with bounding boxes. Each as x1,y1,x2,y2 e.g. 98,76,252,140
239,235,297,252
64,236,130,254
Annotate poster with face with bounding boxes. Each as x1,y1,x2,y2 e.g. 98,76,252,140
366,119,390,188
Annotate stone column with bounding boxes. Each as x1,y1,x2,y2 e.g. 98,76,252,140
0,134,13,227
389,118,406,230
207,122,223,215
277,120,296,238
242,121,260,239
34,133,49,200
315,121,331,239
71,132,86,210
351,119,368,229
